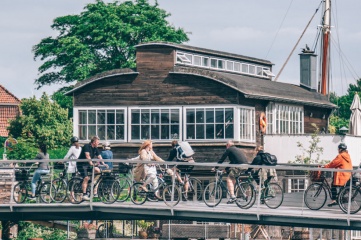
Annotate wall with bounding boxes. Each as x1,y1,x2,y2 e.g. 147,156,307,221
264,134,361,166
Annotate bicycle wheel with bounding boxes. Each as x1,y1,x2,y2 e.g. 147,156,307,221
304,183,327,210
263,183,283,209
235,182,256,209
203,181,223,207
131,182,147,205
40,182,56,203
184,177,203,201
69,178,84,204
116,177,131,202
13,182,28,203
96,224,106,238
99,178,121,204
163,184,181,207
338,186,361,214
51,178,67,203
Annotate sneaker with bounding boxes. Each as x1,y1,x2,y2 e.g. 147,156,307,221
227,197,236,204
327,201,338,207
82,195,90,201
28,195,36,200
93,194,98,198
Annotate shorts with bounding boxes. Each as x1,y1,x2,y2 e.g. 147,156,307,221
79,165,91,178
228,167,244,180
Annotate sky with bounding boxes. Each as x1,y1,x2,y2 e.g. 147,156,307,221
1,0,360,99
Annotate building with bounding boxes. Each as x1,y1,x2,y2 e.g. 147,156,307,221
0,85,21,138
66,41,335,161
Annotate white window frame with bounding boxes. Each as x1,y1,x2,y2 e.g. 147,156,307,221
238,106,256,142
74,107,127,142
128,106,182,142
266,103,304,134
287,177,308,193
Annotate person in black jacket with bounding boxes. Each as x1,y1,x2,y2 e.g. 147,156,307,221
213,140,248,204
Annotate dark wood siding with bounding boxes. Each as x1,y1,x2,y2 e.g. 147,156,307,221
304,106,329,133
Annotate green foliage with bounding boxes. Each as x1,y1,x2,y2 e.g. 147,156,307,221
7,93,72,150
51,86,74,119
33,0,189,88
291,124,324,164
6,138,38,160
137,220,153,231
17,222,68,240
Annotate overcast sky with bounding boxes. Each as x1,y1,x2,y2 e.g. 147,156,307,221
1,0,360,99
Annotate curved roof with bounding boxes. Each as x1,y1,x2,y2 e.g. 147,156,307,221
170,66,336,109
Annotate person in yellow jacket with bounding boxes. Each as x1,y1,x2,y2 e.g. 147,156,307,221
323,143,353,207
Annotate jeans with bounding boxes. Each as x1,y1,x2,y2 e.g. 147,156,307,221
31,169,50,195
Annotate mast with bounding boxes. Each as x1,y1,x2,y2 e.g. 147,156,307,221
320,0,331,95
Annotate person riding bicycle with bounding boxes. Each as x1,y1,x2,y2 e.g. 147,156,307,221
213,140,248,204
63,136,82,175
78,136,108,201
100,141,113,171
166,140,194,198
323,143,353,207
245,146,277,186
30,143,50,199
133,140,164,198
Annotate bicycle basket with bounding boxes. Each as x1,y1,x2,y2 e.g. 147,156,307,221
118,163,131,174
15,169,29,181
309,170,325,182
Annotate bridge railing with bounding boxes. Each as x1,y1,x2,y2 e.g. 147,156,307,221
1,159,361,225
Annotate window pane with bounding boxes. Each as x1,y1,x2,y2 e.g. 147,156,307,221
107,125,115,140
206,124,214,139
116,125,124,140
257,66,263,76
215,124,224,138
171,125,179,139
98,125,105,139
171,110,179,124
151,109,160,124
218,60,225,69
206,109,214,123
79,126,87,140
211,59,217,68
203,57,209,67
107,110,115,124
226,61,233,71
226,124,234,138
141,110,150,124
116,110,124,124
242,64,248,73
187,109,195,123
151,125,160,139
196,109,204,123
161,125,169,139
132,110,140,124
161,111,170,124
79,110,87,124
88,126,96,138
131,126,140,139
234,62,240,72
97,110,105,125
249,65,255,74
215,109,224,123
194,56,201,66
141,125,150,139
88,110,96,124
187,125,195,139
196,125,204,139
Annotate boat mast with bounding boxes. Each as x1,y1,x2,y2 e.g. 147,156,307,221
320,0,331,95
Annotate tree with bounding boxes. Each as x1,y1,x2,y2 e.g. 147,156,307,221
51,86,74,119
33,0,189,89
7,93,72,150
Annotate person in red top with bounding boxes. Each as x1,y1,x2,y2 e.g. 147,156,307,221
323,143,353,207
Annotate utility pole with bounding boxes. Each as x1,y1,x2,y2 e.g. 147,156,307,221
320,0,331,95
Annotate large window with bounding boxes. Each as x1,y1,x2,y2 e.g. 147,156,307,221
185,107,234,140
130,108,180,141
77,109,125,141
266,103,304,134
240,107,255,141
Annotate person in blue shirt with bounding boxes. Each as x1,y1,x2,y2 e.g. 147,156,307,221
100,141,113,170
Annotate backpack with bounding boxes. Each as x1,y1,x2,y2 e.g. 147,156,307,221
261,152,277,166
176,142,194,160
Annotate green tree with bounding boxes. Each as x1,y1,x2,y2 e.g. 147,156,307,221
51,86,74,119
33,0,189,89
7,93,72,150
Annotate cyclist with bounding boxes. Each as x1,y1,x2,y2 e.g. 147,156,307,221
166,140,194,198
63,136,82,175
133,140,164,198
30,143,50,199
78,136,108,201
100,141,113,171
213,140,248,204
323,143,353,207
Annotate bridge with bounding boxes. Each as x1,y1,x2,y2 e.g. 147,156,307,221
1,160,361,231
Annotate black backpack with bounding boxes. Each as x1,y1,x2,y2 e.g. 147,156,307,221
261,152,278,166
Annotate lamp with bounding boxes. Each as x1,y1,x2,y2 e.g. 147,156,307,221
339,126,349,143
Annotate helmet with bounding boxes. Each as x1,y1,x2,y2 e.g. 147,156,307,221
71,136,79,143
103,141,111,149
338,143,347,150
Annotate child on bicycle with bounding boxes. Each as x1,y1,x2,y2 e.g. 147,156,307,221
30,143,50,199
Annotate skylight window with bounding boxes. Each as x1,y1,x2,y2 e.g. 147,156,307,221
263,69,275,77
177,53,191,63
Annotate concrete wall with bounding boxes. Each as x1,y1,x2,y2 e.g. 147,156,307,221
264,134,361,166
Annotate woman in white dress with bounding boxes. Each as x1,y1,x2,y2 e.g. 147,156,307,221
63,136,82,175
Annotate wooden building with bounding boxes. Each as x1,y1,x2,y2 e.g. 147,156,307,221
66,42,336,162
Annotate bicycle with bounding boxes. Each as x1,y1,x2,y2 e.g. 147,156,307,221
96,220,115,238
114,163,132,202
304,169,349,210
69,166,121,204
337,177,361,214
13,164,55,203
203,169,249,207
236,172,283,209
131,167,181,207
177,165,203,201
50,163,72,203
